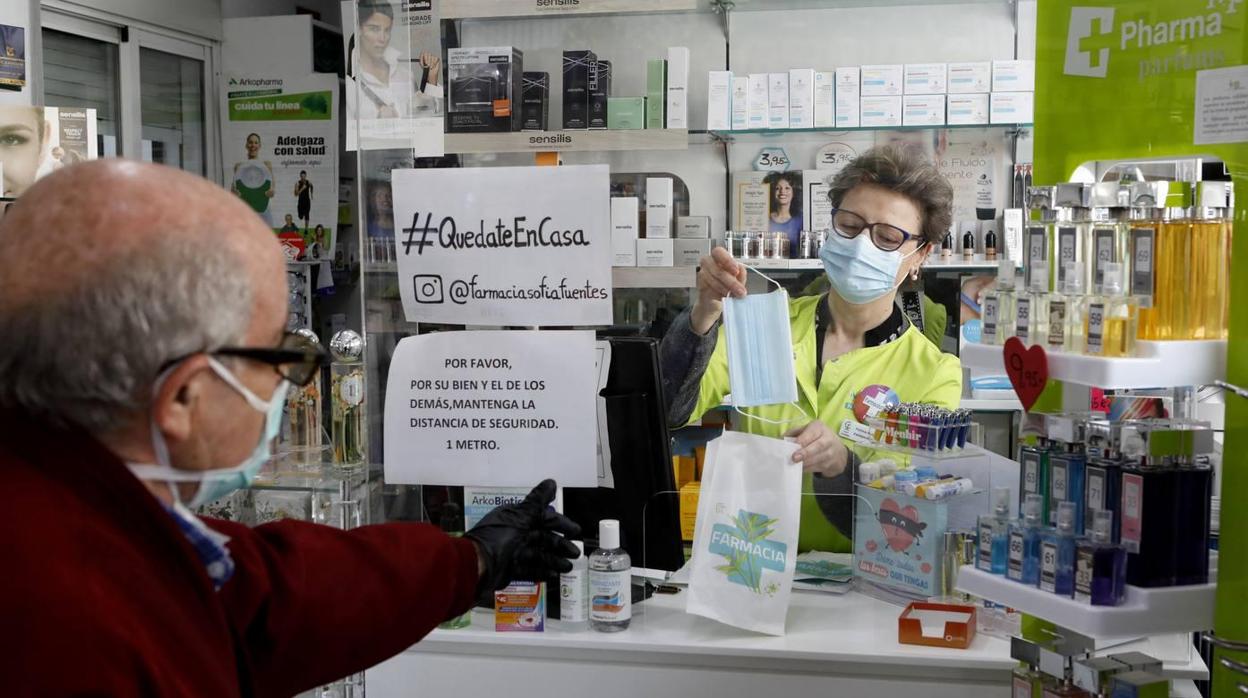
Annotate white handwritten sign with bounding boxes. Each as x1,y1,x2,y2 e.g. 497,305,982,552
383,330,598,487
1195,65,1248,146
390,165,612,326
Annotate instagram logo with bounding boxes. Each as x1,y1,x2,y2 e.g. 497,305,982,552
413,274,445,304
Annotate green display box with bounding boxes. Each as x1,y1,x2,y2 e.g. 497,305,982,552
608,97,646,130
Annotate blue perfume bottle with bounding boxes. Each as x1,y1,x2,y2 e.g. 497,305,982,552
1039,501,1078,597
1075,509,1126,605
977,486,1012,574
1008,494,1045,586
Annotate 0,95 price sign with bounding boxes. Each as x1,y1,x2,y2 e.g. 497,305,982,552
390,164,613,327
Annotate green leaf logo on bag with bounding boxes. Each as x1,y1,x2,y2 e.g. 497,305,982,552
708,509,788,595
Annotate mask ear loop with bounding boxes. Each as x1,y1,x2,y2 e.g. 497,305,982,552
729,264,814,430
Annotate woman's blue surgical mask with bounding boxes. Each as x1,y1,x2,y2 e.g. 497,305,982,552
820,230,921,305
129,357,289,509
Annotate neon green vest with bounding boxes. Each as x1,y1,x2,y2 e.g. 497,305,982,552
689,294,963,553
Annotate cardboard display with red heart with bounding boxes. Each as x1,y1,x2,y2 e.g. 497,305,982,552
1003,337,1049,412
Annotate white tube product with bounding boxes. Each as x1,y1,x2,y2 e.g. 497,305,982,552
731,77,749,130
918,477,975,500
768,73,789,129
559,540,589,628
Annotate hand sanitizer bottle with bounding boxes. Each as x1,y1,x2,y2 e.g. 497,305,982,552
559,540,589,630
1039,501,1078,597
1075,509,1127,605
1008,494,1045,586
589,520,631,632
977,486,1012,574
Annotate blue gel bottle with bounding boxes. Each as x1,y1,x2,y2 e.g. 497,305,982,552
977,486,1012,574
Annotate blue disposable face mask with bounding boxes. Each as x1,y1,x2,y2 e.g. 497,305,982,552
820,230,921,305
129,357,289,509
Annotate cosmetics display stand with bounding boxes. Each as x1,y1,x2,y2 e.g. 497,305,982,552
961,339,1229,391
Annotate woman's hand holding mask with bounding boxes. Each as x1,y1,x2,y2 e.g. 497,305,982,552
691,247,748,336
785,420,849,478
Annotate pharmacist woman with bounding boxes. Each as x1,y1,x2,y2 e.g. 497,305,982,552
660,144,962,554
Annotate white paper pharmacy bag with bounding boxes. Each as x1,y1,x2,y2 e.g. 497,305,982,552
686,430,802,635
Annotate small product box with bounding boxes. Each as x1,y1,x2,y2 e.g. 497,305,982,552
946,93,989,125
788,69,815,129
607,97,645,130
991,59,1036,92
636,238,674,267
520,72,549,131
495,581,545,632
860,64,903,96
898,602,977,650
747,74,769,129
611,197,639,266
990,91,1034,124
645,177,674,238
804,170,832,233
860,95,902,128
646,58,666,129
768,73,789,129
679,481,700,541
447,46,524,133
813,71,835,128
706,70,733,131
732,171,770,232
902,94,946,126
731,76,749,130
903,63,947,94
947,61,991,93
676,215,711,239
588,59,612,130
562,49,597,130
675,238,712,266
666,46,690,129
835,67,861,128
1108,672,1170,698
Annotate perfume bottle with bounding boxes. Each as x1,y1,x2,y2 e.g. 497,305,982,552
1018,441,1051,522
1120,423,1179,588
1039,501,1078,597
1085,262,1137,357
1086,182,1130,295
330,330,368,469
1189,182,1231,340
1016,266,1050,347
1011,637,1049,698
1128,182,1163,341
977,486,1012,574
982,259,1017,346
1046,261,1086,354
1154,183,1194,340
1025,186,1056,292
1083,419,1123,541
1075,509,1126,605
1008,493,1045,585
1043,677,1093,698
1173,446,1214,585
1051,183,1091,293
283,328,324,466
962,224,977,260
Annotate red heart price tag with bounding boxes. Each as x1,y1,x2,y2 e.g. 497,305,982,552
1003,337,1049,412
1090,388,1111,414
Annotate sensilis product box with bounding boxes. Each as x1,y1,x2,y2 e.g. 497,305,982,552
495,582,545,632
803,170,832,233
747,74,769,129
666,46,690,129
947,61,991,93
636,238,674,267
947,93,989,125
520,72,549,131
992,59,1035,92
813,71,835,128
588,59,612,130
676,215,711,239
731,77,749,130
768,73,789,129
707,70,733,130
562,49,597,130
860,64,903,96
607,97,645,130
990,91,1034,124
611,197,639,266
447,46,523,133
788,69,815,129
860,95,902,127
646,59,666,129
835,67,860,128
902,94,946,126
645,176,674,238
675,238,712,266
904,63,947,95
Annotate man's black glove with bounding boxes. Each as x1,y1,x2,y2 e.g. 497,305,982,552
464,479,582,599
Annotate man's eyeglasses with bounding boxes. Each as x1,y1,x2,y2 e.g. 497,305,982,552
162,331,330,387
830,207,925,253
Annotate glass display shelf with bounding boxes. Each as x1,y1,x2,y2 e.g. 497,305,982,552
709,123,1032,141
445,129,689,154
960,339,1228,390
957,566,1217,639
923,256,1022,270
612,267,697,288
443,0,1006,20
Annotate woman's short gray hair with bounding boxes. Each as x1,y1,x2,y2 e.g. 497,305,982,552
828,144,954,245
0,236,253,433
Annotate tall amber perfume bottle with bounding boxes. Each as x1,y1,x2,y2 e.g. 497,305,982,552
330,330,368,469
1129,182,1164,341
1190,182,1232,340
1155,182,1194,340
1051,184,1091,294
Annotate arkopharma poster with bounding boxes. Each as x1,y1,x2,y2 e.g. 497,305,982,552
223,74,339,260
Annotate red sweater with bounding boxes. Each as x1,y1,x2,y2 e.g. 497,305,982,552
0,412,479,696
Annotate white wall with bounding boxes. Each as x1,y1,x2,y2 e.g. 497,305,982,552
54,0,223,39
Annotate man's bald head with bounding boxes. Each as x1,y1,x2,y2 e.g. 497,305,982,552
0,160,287,433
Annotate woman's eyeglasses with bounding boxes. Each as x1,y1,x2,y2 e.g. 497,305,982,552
830,207,923,253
